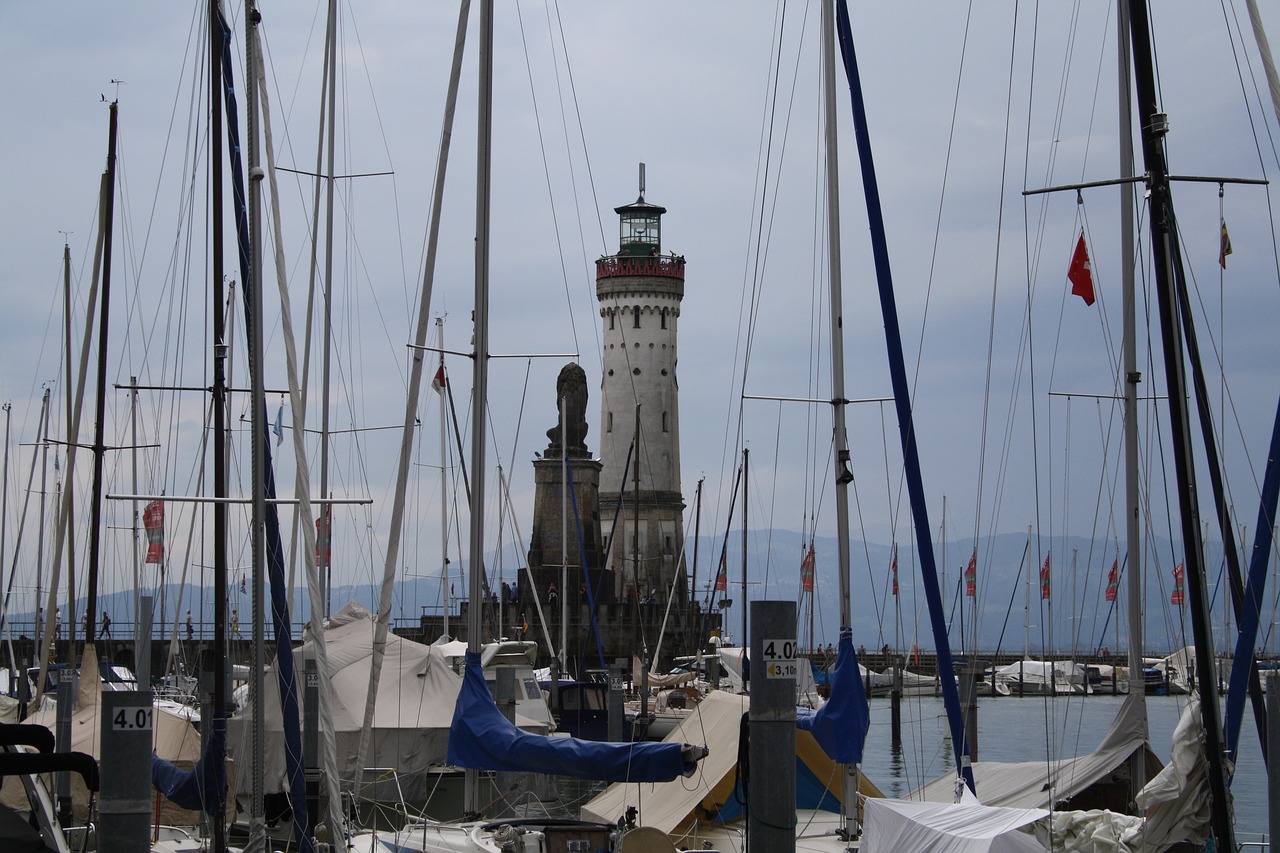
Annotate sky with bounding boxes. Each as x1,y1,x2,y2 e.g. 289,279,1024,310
2,2,1280,644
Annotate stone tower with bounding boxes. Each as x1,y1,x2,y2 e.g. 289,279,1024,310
595,166,687,605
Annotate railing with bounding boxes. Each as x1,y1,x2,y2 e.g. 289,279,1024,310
595,254,685,279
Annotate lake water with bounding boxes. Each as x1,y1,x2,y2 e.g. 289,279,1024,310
858,693,1270,843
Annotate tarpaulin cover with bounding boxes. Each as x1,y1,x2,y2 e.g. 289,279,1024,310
862,793,1048,853
447,651,692,782
796,632,868,764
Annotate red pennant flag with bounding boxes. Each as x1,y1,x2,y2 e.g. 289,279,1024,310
1068,232,1095,306
431,365,447,395
800,544,815,593
715,550,727,592
143,500,164,564
1040,553,1051,601
1105,559,1119,603
890,545,899,597
1171,563,1185,606
964,550,977,598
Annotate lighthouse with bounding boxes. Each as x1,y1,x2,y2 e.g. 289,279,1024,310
596,165,687,606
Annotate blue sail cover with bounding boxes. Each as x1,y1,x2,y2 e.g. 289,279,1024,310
447,651,694,782
151,716,227,815
796,633,869,764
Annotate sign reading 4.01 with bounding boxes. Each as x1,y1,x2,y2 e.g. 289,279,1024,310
762,638,798,679
111,706,153,732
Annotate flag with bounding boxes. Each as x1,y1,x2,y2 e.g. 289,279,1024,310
1219,219,1233,269
1040,553,1051,601
1171,563,1185,606
240,573,246,594
432,365,447,395
800,544,815,593
1105,559,1119,603
143,500,164,563
316,504,332,566
1068,232,1096,306
715,550,727,592
273,401,284,446
890,545,899,597
964,549,977,597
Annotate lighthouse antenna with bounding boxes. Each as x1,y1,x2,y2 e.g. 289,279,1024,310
639,162,646,201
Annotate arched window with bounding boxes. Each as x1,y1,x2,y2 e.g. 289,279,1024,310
607,411,613,433
633,305,641,328
660,309,667,329
662,411,669,432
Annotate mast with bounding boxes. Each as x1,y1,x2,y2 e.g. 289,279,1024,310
208,1,228,848
1126,1,1234,846
740,448,748,651
35,389,50,649
61,243,78,657
464,0,494,817
129,377,140,632
318,0,337,619
820,1,896,827
1116,0,1148,797
439,318,450,637
83,100,119,650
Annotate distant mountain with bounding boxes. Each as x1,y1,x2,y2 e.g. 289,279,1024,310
15,529,1211,657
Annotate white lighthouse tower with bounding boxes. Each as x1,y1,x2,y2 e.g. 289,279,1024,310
596,165,687,604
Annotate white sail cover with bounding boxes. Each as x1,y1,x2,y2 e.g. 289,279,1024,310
862,795,1047,853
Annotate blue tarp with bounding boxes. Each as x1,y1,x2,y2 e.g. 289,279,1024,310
151,716,227,816
447,651,695,782
795,632,869,765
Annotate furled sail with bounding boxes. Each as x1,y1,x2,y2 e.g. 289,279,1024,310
795,632,868,764
447,651,704,782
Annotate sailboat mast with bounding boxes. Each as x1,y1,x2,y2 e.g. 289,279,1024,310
61,244,77,650
83,99,118,650
1126,1,1234,846
318,0,337,619
208,1,229,849
464,0,494,818
1116,0,1148,795
820,0,854,641
439,318,450,637
35,389,50,648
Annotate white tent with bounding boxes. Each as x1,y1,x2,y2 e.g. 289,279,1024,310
862,795,1047,853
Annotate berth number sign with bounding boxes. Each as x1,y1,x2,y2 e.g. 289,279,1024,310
762,639,797,679
111,706,153,732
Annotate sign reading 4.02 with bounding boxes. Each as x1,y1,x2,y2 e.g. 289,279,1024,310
111,706,153,732
761,638,798,679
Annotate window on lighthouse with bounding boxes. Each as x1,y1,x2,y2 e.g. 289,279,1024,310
662,411,669,432
661,309,667,330
633,306,641,329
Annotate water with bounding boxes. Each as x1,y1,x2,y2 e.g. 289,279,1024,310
858,693,1270,842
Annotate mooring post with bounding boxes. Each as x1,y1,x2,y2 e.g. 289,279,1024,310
749,600,796,853
98,690,153,853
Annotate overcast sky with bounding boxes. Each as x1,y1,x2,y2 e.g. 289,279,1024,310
3,2,1280,634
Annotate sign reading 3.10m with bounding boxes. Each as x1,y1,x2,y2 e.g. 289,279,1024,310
762,638,798,679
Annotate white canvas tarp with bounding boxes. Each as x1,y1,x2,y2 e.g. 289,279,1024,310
862,795,1048,853
914,693,1160,810
227,602,544,806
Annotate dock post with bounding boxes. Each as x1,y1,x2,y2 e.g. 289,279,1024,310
1268,672,1278,847
98,690,153,853
749,600,796,853
890,654,902,742
55,679,73,822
